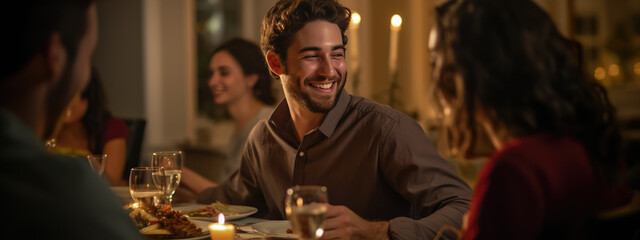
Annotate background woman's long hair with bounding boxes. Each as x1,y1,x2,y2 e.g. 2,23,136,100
430,0,622,183
82,67,112,154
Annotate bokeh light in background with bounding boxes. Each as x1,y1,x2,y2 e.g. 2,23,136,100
608,64,620,77
594,67,606,81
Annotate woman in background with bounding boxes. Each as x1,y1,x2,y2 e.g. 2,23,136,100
430,0,632,239
55,68,128,186
180,38,276,199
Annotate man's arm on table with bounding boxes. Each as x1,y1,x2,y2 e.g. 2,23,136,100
321,114,471,240
381,114,471,240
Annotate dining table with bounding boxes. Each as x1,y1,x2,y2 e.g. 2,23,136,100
229,217,294,240
113,188,298,240
170,203,297,240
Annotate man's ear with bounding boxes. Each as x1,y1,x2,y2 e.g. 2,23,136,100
266,50,284,76
44,33,67,83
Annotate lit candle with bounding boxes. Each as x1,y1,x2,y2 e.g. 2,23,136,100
389,14,402,75
208,213,235,240
350,12,361,71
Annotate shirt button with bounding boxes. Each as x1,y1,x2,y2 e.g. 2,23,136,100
299,152,304,157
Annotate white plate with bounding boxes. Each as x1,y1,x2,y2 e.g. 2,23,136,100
251,220,297,239
144,219,210,240
173,204,258,221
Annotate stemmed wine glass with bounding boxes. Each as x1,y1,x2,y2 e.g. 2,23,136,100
87,154,107,176
129,167,164,207
285,185,329,240
151,151,184,205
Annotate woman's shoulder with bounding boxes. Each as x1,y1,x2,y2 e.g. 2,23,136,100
103,117,128,142
490,133,592,179
499,133,586,159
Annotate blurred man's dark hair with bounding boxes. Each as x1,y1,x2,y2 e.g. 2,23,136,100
0,0,94,80
0,0,96,139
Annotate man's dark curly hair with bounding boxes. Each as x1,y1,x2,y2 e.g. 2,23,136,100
260,0,351,79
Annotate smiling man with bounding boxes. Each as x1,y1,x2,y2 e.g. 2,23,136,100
197,0,471,239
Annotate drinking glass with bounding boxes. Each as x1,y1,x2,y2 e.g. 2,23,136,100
285,186,329,240
87,154,107,176
129,167,164,207
151,151,184,205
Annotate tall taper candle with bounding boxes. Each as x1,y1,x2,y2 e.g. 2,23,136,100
350,12,361,71
389,14,402,75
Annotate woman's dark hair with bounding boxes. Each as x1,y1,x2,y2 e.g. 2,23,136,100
260,0,351,79
431,0,622,182
82,67,112,154
211,38,276,105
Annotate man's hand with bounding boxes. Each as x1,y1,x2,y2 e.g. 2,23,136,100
320,205,390,240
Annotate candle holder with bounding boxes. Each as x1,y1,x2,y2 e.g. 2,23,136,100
208,213,235,240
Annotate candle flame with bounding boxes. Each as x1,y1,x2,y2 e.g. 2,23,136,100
351,12,361,26
218,213,225,224
391,14,402,28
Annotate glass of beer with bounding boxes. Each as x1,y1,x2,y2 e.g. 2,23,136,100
285,186,328,240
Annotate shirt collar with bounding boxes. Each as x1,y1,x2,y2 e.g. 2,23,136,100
317,89,350,137
268,89,351,139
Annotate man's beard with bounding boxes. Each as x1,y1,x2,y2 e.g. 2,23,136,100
284,72,347,113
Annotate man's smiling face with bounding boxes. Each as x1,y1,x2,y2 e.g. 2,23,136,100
281,20,347,113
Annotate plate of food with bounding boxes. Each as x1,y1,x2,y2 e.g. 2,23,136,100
173,201,258,221
128,204,210,239
251,220,297,239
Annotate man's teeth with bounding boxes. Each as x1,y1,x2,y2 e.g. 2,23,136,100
311,82,333,89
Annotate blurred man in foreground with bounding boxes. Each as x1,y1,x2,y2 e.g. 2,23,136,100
0,1,141,239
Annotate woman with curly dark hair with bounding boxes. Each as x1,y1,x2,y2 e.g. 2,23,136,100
429,0,632,238
55,68,128,186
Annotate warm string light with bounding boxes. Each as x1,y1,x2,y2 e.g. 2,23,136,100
608,64,620,77
594,67,606,81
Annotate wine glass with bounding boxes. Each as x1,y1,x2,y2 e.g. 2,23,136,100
129,167,164,207
151,151,184,205
285,186,329,240
87,154,107,176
